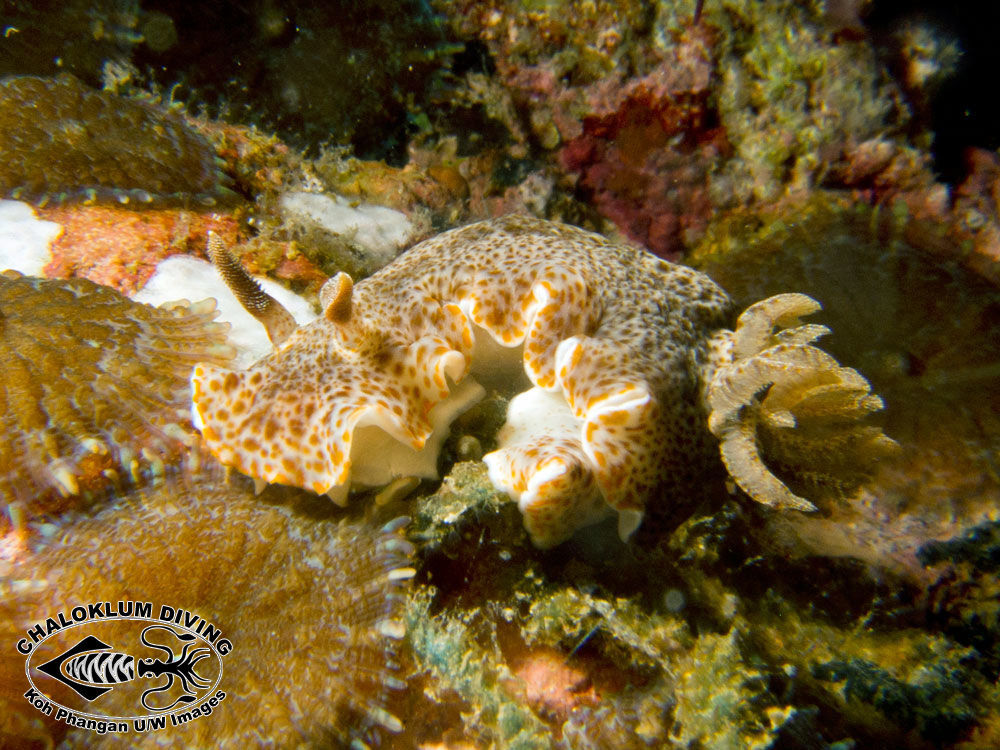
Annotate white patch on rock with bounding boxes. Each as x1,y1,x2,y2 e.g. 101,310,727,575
279,191,414,268
0,200,62,275
132,255,317,367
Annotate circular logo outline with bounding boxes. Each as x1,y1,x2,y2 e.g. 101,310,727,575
25,615,225,722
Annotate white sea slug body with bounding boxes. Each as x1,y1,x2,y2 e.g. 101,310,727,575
192,216,892,547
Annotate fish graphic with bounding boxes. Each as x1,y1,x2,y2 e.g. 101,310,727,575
37,625,212,711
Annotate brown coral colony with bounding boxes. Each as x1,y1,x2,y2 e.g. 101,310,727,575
0,272,234,528
0,475,415,749
0,74,230,207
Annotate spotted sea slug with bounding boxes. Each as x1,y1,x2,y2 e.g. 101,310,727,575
0,272,235,529
193,216,894,547
0,74,231,207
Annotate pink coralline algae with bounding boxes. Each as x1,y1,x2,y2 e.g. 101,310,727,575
559,125,725,259
436,0,725,256
522,28,723,258
37,204,241,296
953,148,1000,283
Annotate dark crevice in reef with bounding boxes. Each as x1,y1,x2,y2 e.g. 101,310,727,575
865,0,1000,184
130,0,465,164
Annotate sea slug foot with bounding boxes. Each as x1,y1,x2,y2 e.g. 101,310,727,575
485,372,658,548
484,388,609,548
705,293,899,511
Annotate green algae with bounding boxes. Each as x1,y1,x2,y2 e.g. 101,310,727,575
812,658,979,744
404,432,999,747
522,587,690,673
647,0,905,204
700,0,903,203
409,460,528,559
671,627,794,750
752,595,993,746
917,521,1000,681
406,585,553,750
919,521,1000,573
406,462,681,746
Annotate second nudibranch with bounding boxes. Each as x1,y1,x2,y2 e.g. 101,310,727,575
192,216,894,548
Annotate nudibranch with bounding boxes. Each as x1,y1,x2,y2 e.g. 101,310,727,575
193,216,893,547
0,271,235,529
